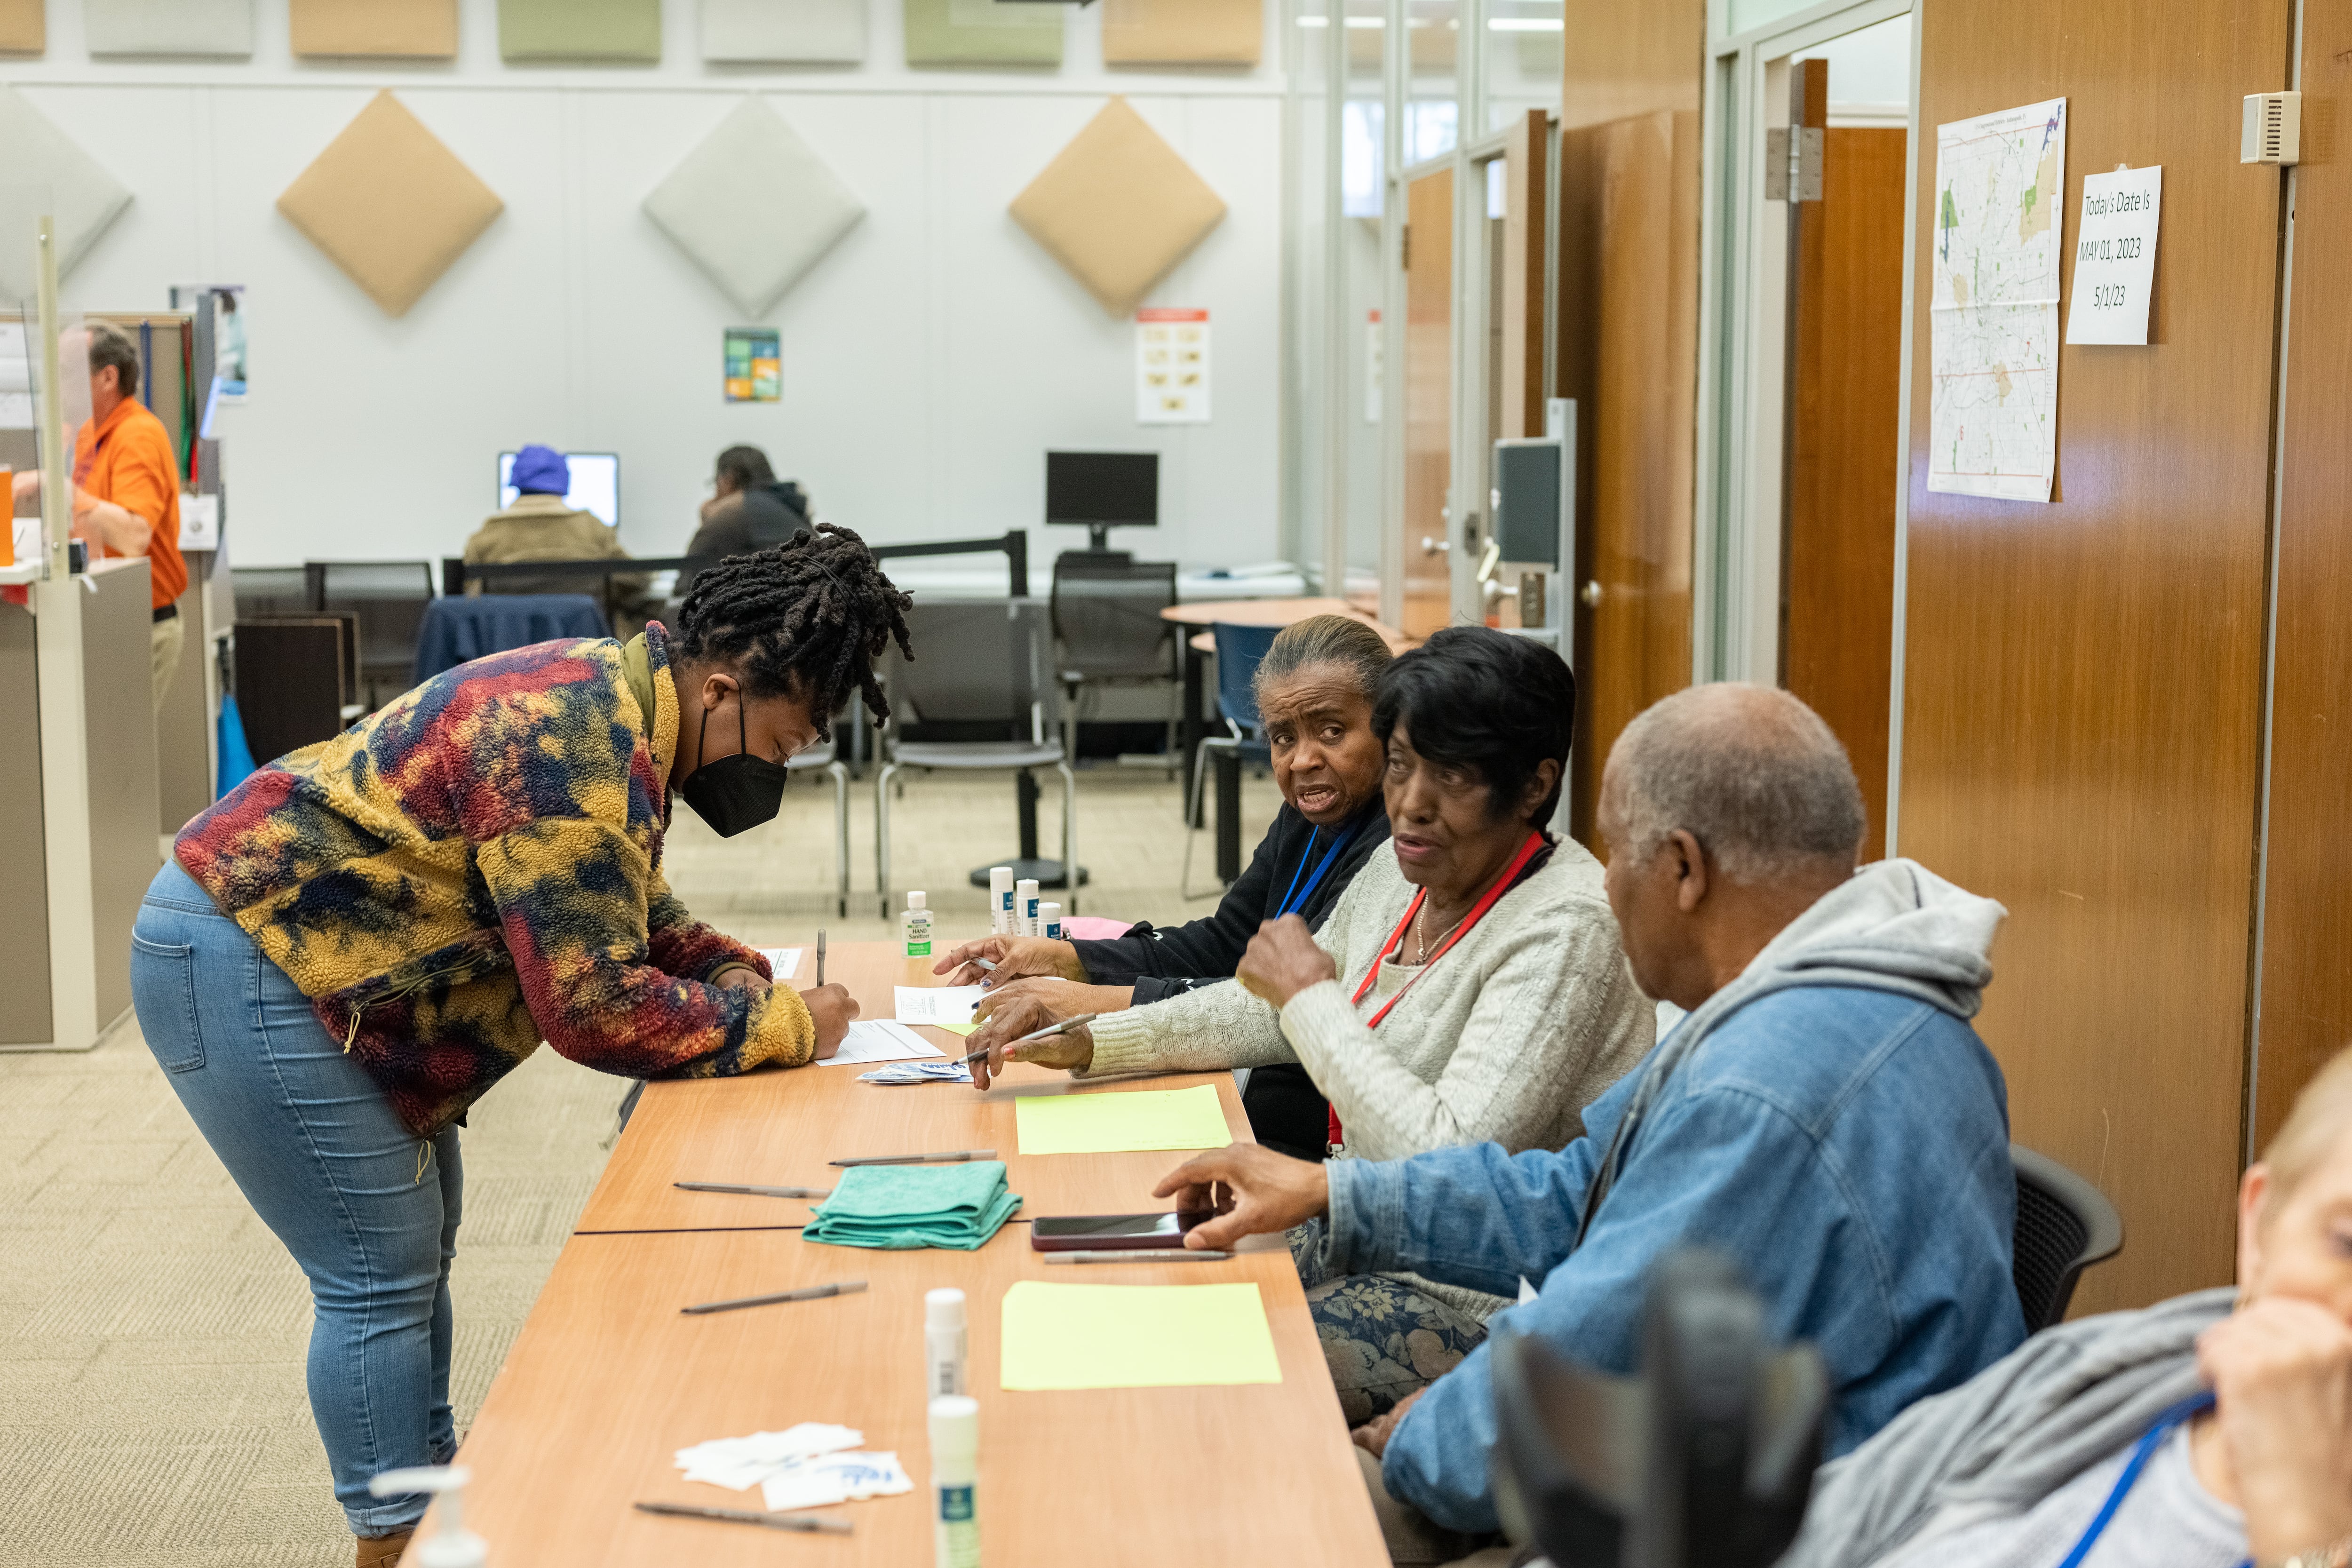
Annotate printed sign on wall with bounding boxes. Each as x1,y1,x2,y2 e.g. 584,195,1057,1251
723,326,781,402
2065,165,2161,346
1136,307,1209,423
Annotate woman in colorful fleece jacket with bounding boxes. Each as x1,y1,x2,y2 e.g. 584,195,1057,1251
132,527,911,1564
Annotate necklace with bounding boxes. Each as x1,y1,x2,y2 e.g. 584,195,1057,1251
1414,901,1470,963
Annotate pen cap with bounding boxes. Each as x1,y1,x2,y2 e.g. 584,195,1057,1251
925,1287,967,1329
929,1395,980,1465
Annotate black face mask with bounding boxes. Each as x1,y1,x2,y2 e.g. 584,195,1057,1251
677,694,790,837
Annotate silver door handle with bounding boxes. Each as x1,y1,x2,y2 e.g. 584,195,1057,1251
1580,580,1602,607
1420,536,1451,556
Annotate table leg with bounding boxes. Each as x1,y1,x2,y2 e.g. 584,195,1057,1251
1182,643,1209,827
1215,749,1242,884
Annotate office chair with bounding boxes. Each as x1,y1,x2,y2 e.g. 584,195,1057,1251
308,560,436,711
2010,1144,2125,1332
1049,555,1179,774
1180,621,1280,899
875,599,1078,918
788,735,853,917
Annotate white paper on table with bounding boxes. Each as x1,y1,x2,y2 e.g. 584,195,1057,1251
675,1423,865,1490
892,986,985,1028
760,1451,913,1511
820,1020,944,1067
757,947,804,981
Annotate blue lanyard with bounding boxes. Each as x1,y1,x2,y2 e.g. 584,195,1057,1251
1274,819,1360,919
2054,1393,2246,1568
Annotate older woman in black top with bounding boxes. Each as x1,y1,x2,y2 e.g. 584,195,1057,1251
932,613,1393,1157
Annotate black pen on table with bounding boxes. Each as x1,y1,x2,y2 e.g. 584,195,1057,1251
634,1501,853,1536
815,928,826,987
829,1148,996,1167
681,1279,867,1315
960,1012,1098,1067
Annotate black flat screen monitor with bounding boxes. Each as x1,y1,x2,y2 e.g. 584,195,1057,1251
1047,451,1157,552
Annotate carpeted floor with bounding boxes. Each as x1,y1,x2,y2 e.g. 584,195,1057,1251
0,764,1277,1567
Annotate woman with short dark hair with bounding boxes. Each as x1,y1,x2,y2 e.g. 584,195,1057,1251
968,625,1655,1422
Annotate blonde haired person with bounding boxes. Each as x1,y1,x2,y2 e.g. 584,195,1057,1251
1778,1044,2352,1568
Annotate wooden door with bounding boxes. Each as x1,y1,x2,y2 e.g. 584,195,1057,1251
1556,1,1701,847
2254,6,2352,1149
1402,168,1454,639
1899,0,2291,1313
1783,59,1906,858
1498,109,1550,443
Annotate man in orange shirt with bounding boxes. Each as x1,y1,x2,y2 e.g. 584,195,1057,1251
13,320,191,710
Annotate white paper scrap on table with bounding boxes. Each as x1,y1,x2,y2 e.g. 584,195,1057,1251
757,947,804,981
893,985,984,1027
761,1450,914,1512
1928,96,2066,503
675,1423,864,1490
2065,165,2161,346
821,1019,943,1067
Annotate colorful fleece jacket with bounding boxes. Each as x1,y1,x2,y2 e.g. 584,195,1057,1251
174,622,814,1137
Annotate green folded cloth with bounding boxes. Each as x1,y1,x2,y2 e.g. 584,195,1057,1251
802,1162,1023,1250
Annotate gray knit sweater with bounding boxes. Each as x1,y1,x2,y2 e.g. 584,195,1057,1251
1080,837,1655,1166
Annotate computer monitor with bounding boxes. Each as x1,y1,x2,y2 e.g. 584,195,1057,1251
1046,451,1158,554
498,450,621,530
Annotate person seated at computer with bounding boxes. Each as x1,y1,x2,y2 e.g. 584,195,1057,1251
1782,1044,2352,1568
933,614,1398,1159
463,443,649,626
1146,684,2026,1564
967,627,1656,1407
685,444,811,590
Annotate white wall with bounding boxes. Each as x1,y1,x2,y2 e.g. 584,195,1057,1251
4,0,1291,573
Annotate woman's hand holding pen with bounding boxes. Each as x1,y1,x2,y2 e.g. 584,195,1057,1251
965,991,1095,1090
797,984,858,1061
932,936,1088,988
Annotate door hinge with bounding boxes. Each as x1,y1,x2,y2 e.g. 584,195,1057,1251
1764,126,1823,202
1400,223,1410,270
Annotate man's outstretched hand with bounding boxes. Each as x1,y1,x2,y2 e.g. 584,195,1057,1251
1153,1143,1332,1252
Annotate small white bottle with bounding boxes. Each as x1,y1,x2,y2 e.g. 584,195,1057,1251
1015,879,1041,938
903,892,933,959
1040,902,1064,942
366,1467,487,1568
930,1394,981,1568
925,1287,968,1398
988,867,1015,936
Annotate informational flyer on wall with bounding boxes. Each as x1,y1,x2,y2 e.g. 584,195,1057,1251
1136,308,1209,424
1928,97,2066,502
723,326,781,403
2065,165,2161,346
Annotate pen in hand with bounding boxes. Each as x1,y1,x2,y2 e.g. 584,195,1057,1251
816,928,826,988
960,1013,1098,1067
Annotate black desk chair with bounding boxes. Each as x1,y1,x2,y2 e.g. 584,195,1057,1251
1049,555,1178,773
2010,1144,2125,1332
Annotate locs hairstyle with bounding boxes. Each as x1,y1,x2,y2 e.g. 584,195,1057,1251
673,523,914,733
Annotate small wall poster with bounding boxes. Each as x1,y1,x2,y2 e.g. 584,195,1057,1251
1136,307,1208,423
723,326,781,402
2065,165,2161,346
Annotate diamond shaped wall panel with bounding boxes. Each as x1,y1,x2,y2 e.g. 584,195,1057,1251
291,0,458,57
84,0,252,56
0,88,132,302
499,0,660,62
643,98,865,316
1008,98,1226,318
0,0,44,53
275,92,504,318
1100,0,1260,66
702,0,864,63
904,0,1061,67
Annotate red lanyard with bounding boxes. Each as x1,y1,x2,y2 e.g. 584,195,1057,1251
1329,830,1547,1148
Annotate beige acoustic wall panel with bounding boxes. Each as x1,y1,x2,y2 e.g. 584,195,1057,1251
1101,0,1261,66
1009,97,1226,317
291,0,460,57
0,0,44,53
703,0,865,62
277,92,504,317
501,0,660,61
0,89,133,302
904,0,1061,66
84,0,253,56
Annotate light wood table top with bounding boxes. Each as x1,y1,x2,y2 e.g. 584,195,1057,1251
574,943,1249,1234
451,1227,1387,1567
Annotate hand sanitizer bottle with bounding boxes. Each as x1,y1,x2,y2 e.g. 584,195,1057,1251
903,891,933,959
367,1467,487,1568
930,1395,981,1568
925,1287,967,1397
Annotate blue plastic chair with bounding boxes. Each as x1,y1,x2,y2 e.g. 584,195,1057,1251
1182,622,1279,897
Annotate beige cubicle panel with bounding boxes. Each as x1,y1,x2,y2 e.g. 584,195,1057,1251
0,593,52,1044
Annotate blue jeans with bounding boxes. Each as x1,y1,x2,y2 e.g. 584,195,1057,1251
130,860,462,1536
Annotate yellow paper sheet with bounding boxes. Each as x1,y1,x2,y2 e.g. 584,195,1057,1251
1014,1084,1231,1155
999,1281,1282,1390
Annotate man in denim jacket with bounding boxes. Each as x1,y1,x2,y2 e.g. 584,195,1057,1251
1159,685,2026,1560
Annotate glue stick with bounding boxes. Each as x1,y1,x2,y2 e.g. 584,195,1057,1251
903,891,933,959
1040,902,1063,942
925,1287,968,1398
988,867,1014,936
930,1395,981,1568
1015,879,1041,938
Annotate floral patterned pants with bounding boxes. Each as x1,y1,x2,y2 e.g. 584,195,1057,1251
1289,1220,1491,1428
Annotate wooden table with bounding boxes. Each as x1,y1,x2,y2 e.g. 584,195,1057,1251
445,941,1389,1567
